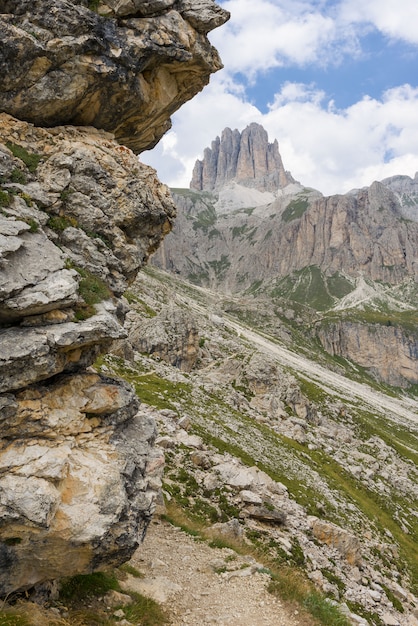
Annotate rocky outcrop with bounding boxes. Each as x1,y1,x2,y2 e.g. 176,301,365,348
316,320,418,387
128,304,199,371
0,374,164,596
190,123,295,192
0,0,227,595
380,172,418,221
155,179,418,293
0,116,173,594
0,0,229,153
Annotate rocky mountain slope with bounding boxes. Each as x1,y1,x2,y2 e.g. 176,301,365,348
152,124,418,389
0,0,229,596
97,264,418,626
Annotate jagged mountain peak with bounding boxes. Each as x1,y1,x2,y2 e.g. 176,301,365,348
190,122,295,193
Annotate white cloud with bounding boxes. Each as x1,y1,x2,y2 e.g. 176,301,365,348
141,0,418,195
141,80,418,196
263,83,418,193
340,0,418,44
209,0,340,77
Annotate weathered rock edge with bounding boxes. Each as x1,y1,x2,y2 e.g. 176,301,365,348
0,0,230,152
0,0,228,594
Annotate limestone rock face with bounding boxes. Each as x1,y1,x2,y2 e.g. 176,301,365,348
0,0,229,152
316,321,418,388
0,373,164,596
0,0,227,594
309,518,362,566
0,116,174,592
190,123,295,192
0,114,176,309
129,305,199,371
156,179,418,291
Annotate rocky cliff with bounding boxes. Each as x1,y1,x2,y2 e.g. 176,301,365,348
152,125,418,388
315,320,418,388
157,169,418,293
190,123,295,192
0,0,228,595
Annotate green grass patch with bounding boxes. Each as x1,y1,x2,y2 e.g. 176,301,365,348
270,266,335,311
101,356,192,411
119,563,144,578
282,197,309,222
47,215,78,231
10,168,27,184
59,571,120,601
6,142,41,173
76,267,113,306
121,591,169,625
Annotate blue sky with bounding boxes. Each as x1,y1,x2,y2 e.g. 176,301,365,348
141,0,418,196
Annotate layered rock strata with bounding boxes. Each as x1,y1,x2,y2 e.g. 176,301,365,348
0,0,228,595
190,123,295,192
316,321,418,388
156,178,418,290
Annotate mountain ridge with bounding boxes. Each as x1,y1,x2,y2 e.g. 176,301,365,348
151,124,418,389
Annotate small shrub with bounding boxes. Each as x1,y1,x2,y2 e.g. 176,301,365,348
19,217,38,232
0,189,10,207
10,169,27,184
47,215,78,231
60,188,73,203
19,193,33,207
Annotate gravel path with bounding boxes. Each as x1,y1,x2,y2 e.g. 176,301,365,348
127,517,303,626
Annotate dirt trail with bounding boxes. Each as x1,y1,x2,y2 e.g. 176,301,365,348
228,320,418,427
127,517,303,626
179,289,418,428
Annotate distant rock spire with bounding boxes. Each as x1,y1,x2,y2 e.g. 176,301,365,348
190,123,295,192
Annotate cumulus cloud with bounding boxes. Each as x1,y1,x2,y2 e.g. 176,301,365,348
340,0,418,44
209,0,346,77
142,80,418,195
262,83,418,193
141,0,418,195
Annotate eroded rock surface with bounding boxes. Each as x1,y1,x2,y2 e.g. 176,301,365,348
128,304,199,371
316,320,418,387
0,0,229,152
0,0,227,595
0,115,174,592
190,123,295,192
